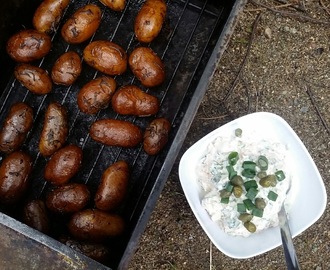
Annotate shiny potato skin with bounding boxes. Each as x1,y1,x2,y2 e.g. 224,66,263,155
0,151,32,204
0,103,34,154
98,0,126,11
95,160,129,211
83,40,127,76
39,102,68,157
46,183,90,214
44,145,83,186
61,4,101,44
14,64,52,95
134,0,167,43
22,200,50,234
129,47,165,87
33,0,70,34
89,119,142,148
143,117,171,155
51,51,82,86
77,76,116,115
6,29,52,63
68,209,125,242
111,85,160,116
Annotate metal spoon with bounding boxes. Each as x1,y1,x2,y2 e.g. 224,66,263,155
278,181,301,270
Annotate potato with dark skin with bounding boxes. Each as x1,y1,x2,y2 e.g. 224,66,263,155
143,117,171,155
46,183,90,214
60,236,111,263
61,4,101,44
22,199,50,234
98,0,126,11
33,0,71,34
51,51,82,86
77,76,116,114
44,145,83,186
68,209,125,242
6,29,52,62
95,160,129,211
129,47,165,87
39,102,68,157
14,64,52,95
0,151,32,204
83,40,127,76
0,103,34,154
134,0,167,43
89,119,143,148
111,85,160,116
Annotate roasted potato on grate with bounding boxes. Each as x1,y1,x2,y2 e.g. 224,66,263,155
14,64,52,95
46,183,90,214
111,84,160,116
61,4,101,44
51,51,82,86
6,29,52,62
89,119,143,148
134,0,167,43
23,199,50,234
33,0,70,34
0,151,32,204
129,47,165,87
44,145,83,186
39,102,68,157
68,209,125,242
95,160,129,211
98,0,126,11
0,102,34,154
77,76,117,115
83,40,127,76
143,117,171,155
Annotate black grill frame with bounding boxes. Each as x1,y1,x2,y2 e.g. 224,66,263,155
0,0,246,268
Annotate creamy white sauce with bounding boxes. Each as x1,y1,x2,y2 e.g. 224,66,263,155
197,129,291,237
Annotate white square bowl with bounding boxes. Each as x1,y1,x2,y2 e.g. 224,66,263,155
178,112,327,258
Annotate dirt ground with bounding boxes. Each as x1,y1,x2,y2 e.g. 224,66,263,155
129,0,330,269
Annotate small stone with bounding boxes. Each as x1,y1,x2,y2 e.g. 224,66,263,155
265,27,272,39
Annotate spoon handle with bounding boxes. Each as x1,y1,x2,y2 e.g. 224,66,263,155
278,205,301,270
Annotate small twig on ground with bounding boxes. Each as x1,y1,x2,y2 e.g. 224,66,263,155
274,0,306,12
320,0,330,17
223,13,262,102
305,86,330,136
250,0,330,25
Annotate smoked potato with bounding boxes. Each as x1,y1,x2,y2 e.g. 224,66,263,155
98,0,126,11
143,117,171,155
33,0,71,34
44,145,83,186
83,40,127,76
89,119,142,148
46,183,90,214
0,151,32,204
129,47,165,87
60,236,110,263
77,76,116,114
6,29,52,62
23,199,50,234
68,209,125,242
0,102,34,154
111,85,160,116
39,102,68,157
134,0,167,43
51,51,82,86
95,160,129,211
61,4,101,44
14,64,52,95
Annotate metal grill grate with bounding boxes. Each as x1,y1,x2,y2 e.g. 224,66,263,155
0,0,237,268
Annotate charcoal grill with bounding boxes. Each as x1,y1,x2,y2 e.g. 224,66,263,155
0,0,246,268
